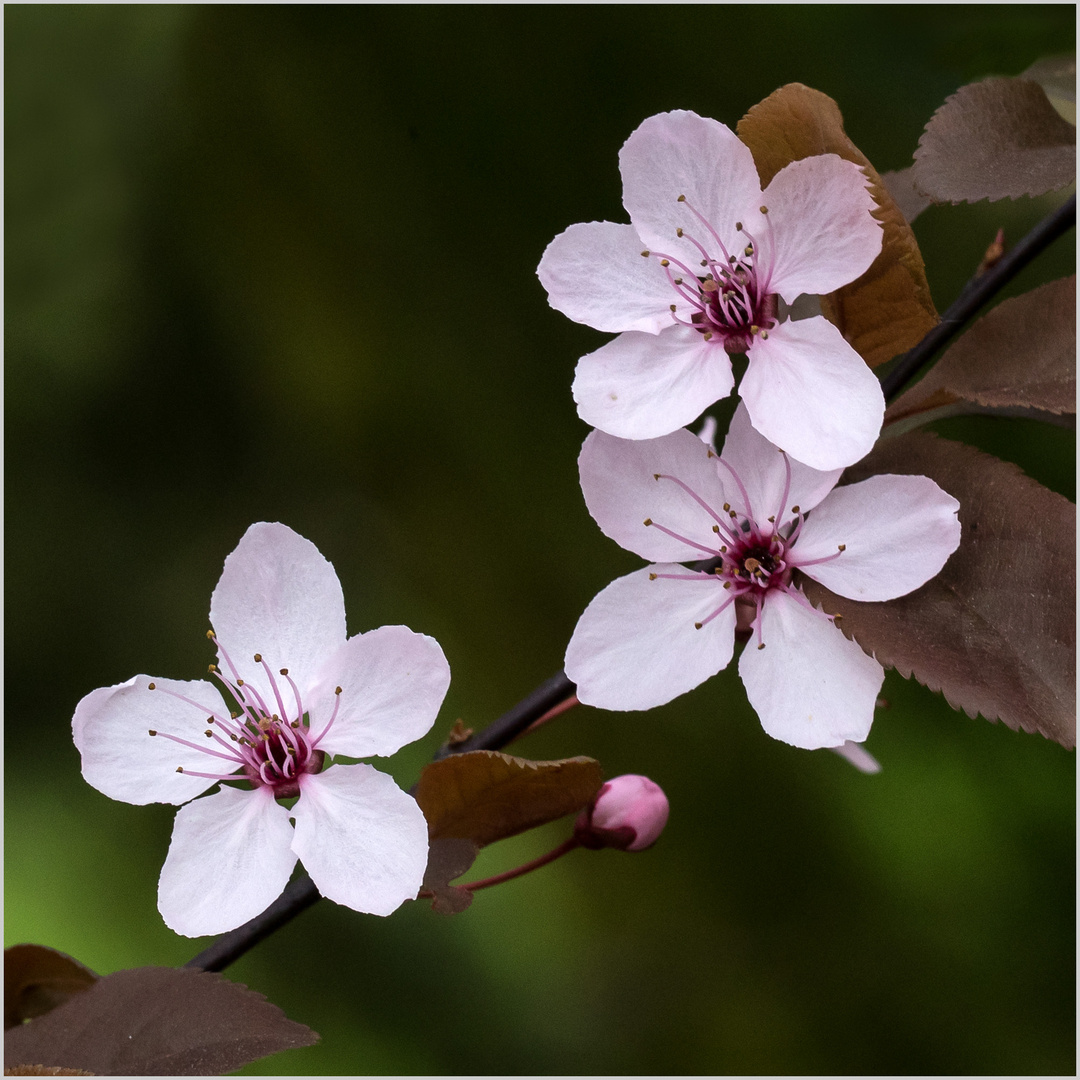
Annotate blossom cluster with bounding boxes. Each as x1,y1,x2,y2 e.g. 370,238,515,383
539,109,962,751
71,102,965,941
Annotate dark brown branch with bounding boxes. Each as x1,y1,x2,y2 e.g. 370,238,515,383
880,193,1075,401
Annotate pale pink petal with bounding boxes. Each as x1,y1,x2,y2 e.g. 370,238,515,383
620,110,762,258
830,741,882,774
761,155,882,304
537,221,676,333
573,327,734,440
792,474,961,600
578,427,729,562
158,785,297,937
739,589,883,749
292,764,428,917
566,566,736,711
741,316,884,470
72,675,228,806
209,523,348,706
718,401,842,527
307,626,450,759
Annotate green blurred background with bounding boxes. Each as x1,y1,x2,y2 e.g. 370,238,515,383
6,5,1075,1075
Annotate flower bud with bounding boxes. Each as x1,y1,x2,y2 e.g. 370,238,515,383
574,774,669,852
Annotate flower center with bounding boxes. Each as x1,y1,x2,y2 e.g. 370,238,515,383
642,199,779,355
645,449,846,648
146,639,342,800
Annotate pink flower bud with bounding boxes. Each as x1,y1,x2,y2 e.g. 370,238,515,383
574,774,669,852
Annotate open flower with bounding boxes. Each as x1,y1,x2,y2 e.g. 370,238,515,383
565,405,961,749
537,109,885,470
72,522,451,937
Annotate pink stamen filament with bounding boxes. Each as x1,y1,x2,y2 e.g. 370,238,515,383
257,655,291,723
678,196,735,264
153,729,246,765
716,457,756,523
791,548,846,569
178,767,247,782
643,519,720,558
654,473,730,530
652,571,715,581
310,689,343,747
696,591,740,629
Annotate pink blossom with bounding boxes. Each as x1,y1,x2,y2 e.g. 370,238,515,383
575,775,670,852
537,109,885,471
72,523,451,937
565,405,961,750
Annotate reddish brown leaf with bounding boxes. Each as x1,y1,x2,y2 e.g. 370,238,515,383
737,82,938,368
803,433,1075,748
415,751,603,848
422,837,479,915
4,946,97,1031
912,78,1076,203
4,966,318,1076
4,1068,94,1076
886,276,1076,427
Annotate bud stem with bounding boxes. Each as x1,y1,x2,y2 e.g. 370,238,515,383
461,836,580,892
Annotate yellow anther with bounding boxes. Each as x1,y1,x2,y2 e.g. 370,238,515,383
677,194,686,202
660,259,670,267
837,544,847,552
643,518,653,526
649,573,657,581
148,682,156,691
280,668,289,676
148,729,157,736
676,227,684,237
254,653,262,663
694,621,703,629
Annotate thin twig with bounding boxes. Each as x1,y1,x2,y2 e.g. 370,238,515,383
880,193,1075,401
186,189,1074,976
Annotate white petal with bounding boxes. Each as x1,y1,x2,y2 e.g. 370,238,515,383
292,764,428,917
158,785,297,937
718,401,842,528
209,523,347,707
573,327,734,440
739,589,883,749
72,675,230,806
578,427,731,562
761,155,882,304
741,317,884,470
793,474,961,600
830,741,882,774
566,566,736,711
620,111,762,258
537,221,676,333
308,626,450,759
